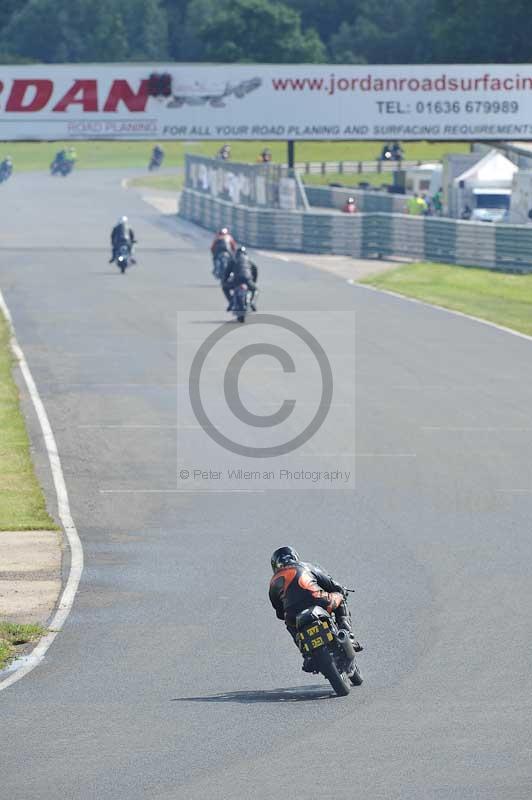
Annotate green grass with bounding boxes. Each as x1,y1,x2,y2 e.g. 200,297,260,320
129,174,184,192
1,141,191,172
0,622,46,670
0,311,57,530
1,140,471,172
362,262,532,336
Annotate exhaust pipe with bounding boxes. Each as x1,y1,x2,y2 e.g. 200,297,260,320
337,629,356,661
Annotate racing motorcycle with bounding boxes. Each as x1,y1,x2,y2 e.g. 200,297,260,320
296,591,363,697
231,282,251,323
50,157,75,176
213,251,231,282
0,161,13,183
116,242,131,274
148,151,164,171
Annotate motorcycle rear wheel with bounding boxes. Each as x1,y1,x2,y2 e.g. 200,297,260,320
313,648,350,697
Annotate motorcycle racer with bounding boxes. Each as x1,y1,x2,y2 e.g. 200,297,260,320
269,546,362,671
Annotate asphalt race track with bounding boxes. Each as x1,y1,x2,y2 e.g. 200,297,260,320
1,169,532,800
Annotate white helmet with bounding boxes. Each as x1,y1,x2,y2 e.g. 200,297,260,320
119,216,128,225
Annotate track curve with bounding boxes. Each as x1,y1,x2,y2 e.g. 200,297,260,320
0,169,531,800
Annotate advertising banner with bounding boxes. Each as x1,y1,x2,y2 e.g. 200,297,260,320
185,155,307,209
1,63,532,141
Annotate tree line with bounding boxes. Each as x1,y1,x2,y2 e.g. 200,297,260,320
0,0,530,64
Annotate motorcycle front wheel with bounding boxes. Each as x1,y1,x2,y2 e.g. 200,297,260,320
312,648,350,697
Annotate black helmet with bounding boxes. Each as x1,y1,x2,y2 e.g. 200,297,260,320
271,546,299,573
237,245,246,255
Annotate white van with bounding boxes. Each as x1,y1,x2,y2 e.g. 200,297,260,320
471,188,511,222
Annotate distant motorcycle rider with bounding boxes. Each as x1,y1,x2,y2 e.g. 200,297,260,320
223,246,258,312
380,142,393,161
269,547,362,671
0,156,13,179
391,141,404,161
150,144,164,168
217,144,231,160
211,227,237,279
110,216,136,264
342,196,358,214
211,227,237,261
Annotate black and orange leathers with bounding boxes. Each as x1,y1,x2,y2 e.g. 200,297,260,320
269,561,345,623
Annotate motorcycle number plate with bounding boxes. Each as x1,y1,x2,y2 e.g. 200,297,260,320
299,621,333,651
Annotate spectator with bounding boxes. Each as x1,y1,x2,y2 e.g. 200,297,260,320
432,188,443,216
407,193,428,215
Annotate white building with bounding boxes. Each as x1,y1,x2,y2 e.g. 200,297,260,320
403,163,442,196
446,149,517,222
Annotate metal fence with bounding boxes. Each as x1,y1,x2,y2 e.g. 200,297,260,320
179,187,532,272
292,159,427,175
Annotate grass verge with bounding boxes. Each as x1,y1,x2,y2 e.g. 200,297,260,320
0,310,57,530
1,140,470,173
0,622,46,670
362,262,532,336
129,174,184,192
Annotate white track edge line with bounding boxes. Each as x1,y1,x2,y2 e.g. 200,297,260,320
0,290,84,692
351,280,532,343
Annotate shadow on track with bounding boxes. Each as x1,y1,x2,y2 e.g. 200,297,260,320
172,684,333,704
183,284,222,289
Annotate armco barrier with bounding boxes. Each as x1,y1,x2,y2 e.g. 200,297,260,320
495,225,532,271
305,185,412,214
179,188,532,272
